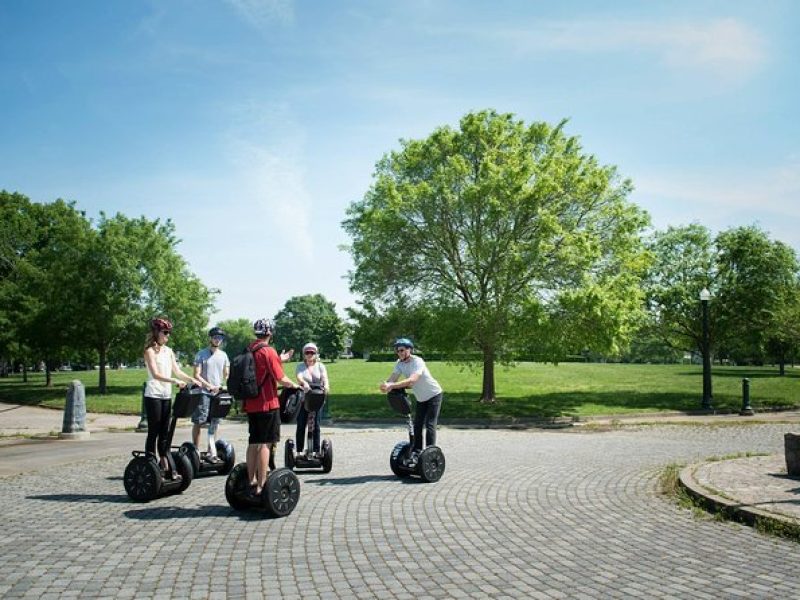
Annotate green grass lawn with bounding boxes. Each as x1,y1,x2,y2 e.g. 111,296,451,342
1,361,798,420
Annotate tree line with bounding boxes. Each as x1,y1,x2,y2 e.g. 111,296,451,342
4,109,798,404
0,190,349,393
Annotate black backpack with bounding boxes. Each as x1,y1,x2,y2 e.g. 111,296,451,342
227,343,269,401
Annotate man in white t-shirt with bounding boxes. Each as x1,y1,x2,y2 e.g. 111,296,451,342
192,326,230,463
380,338,443,462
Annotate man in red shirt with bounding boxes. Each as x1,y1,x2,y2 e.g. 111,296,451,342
245,318,300,497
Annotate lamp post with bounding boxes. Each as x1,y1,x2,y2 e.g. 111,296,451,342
700,288,713,410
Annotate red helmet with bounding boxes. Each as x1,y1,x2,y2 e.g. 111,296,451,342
150,317,173,333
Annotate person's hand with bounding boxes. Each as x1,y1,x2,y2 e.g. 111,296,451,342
380,381,390,393
280,348,294,362
302,382,311,392
176,380,187,389
210,385,220,394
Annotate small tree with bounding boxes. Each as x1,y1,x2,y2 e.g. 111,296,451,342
274,294,346,360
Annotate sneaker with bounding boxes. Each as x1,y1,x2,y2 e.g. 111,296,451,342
205,454,223,465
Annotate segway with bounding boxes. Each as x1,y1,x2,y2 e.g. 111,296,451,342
387,389,445,483
123,387,197,502
284,384,333,473
225,466,301,518
178,390,236,478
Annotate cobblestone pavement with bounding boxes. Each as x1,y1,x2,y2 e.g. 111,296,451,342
2,423,800,599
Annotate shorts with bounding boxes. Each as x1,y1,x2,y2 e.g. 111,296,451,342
248,409,280,444
191,393,221,426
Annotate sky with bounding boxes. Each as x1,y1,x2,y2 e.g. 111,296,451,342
1,0,798,323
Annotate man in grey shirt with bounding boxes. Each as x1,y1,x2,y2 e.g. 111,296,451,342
380,338,443,461
192,327,230,463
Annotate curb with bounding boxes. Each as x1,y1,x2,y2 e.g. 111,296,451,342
678,462,800,537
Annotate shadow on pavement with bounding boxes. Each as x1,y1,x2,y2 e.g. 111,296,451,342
28,493,130,504
307,474,423,486
124,505,283,521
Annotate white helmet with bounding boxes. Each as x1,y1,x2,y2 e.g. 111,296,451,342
302,342,318,355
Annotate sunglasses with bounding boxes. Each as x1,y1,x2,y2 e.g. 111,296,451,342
395,346,410,352
304,350,316,355
161,330,171,336
211,335,224,341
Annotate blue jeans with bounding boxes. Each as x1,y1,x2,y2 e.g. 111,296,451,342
413,393,442,451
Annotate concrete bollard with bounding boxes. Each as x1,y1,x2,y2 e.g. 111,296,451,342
60,380,90,440
740,378,754,416
785,433,800,477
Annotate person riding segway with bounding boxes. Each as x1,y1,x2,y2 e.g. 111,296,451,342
124,317,200,502
224,318,301,517
285,342,333,473
381,338,445,483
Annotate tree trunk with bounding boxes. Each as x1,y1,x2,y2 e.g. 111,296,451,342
45,360,52,388
779,345,786,376
22,363,28,383
99,346,108,395
480,346,496,403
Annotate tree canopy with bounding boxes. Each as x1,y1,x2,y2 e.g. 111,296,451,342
273,294,347,360
0,192,216,391
343,110,651,401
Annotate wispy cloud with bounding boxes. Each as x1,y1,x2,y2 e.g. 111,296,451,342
224,0,294,30
435,17,767,84
633,156,800,249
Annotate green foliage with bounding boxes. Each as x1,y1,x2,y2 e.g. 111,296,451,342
643,223,800,369
214,318,254,356
343,110,651,400
0,193,216,392
2,362,797,419
273,294,346,359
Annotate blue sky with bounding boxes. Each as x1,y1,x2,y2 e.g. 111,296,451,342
2,1,798,322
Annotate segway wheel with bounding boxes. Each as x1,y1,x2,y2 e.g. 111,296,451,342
216,439,236,475
180,442,201,477
225,463,251,511
418,446,445,483
284,439,295,471
172,450,194,493
389,442,412,478
321,438,333,473
262,468,300,518
124,455,162,502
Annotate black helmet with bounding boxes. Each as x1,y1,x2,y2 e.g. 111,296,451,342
208,326,226,338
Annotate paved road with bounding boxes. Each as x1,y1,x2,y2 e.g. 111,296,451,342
1,423,799,599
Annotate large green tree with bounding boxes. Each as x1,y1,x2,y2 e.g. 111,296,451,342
273,294,347,360
343,110,650,401
73,213,216,393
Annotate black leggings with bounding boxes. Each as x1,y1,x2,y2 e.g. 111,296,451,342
295,402,323,453
413,393,442,451
144,396,172,458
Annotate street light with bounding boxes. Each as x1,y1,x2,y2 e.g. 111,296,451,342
700,288,713,410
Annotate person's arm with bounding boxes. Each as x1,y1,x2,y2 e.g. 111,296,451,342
280,349,294,362
269,349,300,389
379,367,402,392
193,356,214,390
296,364,311,391
383,371,421,391
170,352,201,388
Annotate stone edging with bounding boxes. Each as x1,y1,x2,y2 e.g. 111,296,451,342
678,462,800,533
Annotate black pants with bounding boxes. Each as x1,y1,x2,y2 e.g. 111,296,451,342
295,403,323,453
144,396,172,458
413,393,442,451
